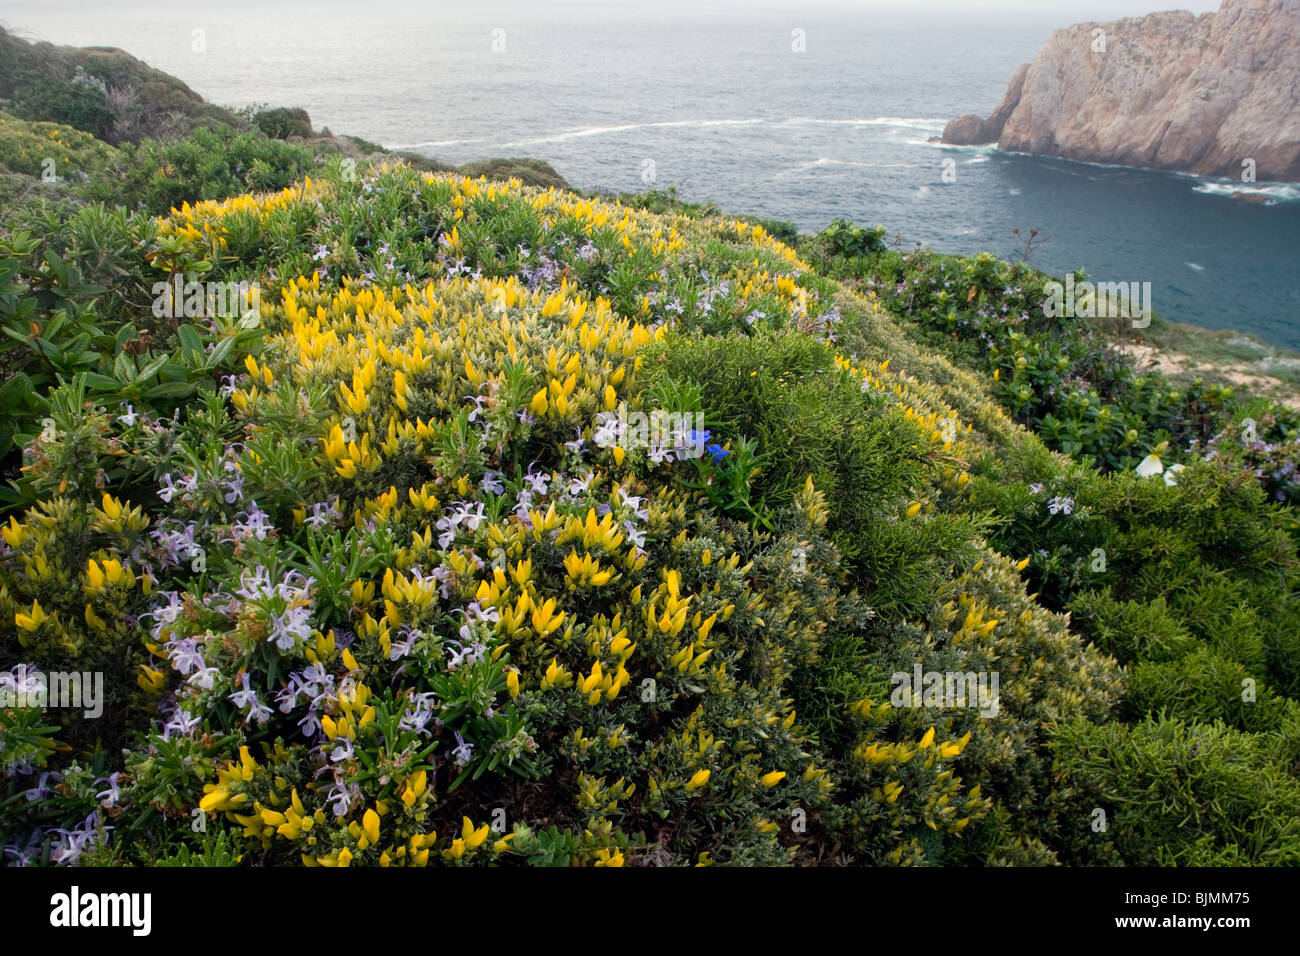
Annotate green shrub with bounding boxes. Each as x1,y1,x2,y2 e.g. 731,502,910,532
808,234,1300,500
86,125,316,214
1066,591,1197,664
751,217,799,245
253,106,313,140
457,157,568,189
817,218,887,258
651,332,941,577
1122,647,1290,731
0,111,116,181
10,73,114,140
1049,716,1300,865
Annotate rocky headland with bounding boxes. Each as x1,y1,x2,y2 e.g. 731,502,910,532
942,0,1300,182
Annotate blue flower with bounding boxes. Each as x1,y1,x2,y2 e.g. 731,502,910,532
705,443,729,463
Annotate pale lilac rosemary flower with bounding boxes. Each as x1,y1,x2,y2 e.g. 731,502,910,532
228,673,273,725
1047,495,1075,516
450,731,474,767
95,772,123,808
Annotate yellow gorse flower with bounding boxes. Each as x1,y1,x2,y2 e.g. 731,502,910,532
14,599,47,632
685,769,711,792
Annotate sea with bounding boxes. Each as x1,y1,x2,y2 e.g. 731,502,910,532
8,0,1300,347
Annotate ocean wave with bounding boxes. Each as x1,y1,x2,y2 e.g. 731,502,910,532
917,140,1000,153
395,117,952,152
1191,180,1300,203
781,116,948,132
384,137,487,150
777,157,926,176
495,118,765,147
991,151,1300,196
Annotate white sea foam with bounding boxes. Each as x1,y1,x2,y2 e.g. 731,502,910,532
919,140,1000,153
399,117,952,153
495,118,765,147
385,137,486,150
781,116,948,131
777,157,927,176
494,116,951,148
1191,180,1300,203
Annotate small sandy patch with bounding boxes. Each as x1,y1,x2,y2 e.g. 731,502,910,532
1117,343,1300,411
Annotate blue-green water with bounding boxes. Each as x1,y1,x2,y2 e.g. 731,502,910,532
11,0,1299,345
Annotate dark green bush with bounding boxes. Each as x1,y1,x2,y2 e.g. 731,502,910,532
253,106,313,140
11,75,114,140
752,217,799,245
1122,647,1289,731
818,218,887,258
86,125,316,214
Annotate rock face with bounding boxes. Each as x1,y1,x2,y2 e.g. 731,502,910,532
941,0,1300,182
943,64,1030,146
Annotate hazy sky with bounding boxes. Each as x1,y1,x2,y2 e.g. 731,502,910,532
2,0,1229,18
856,0,1223,11
818,0,1223,10
0,0,1231,58
591,0,1227,10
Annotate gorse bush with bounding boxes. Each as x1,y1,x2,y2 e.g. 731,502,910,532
0,112,117,181
0,158,1297,868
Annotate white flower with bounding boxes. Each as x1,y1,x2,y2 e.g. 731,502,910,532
188,667,220,691
624,521,647,550
592,413,621,448
1137,454,1186,485
1135,454,1164,479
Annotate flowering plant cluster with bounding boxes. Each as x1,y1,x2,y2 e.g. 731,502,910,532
2,158,1298,868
